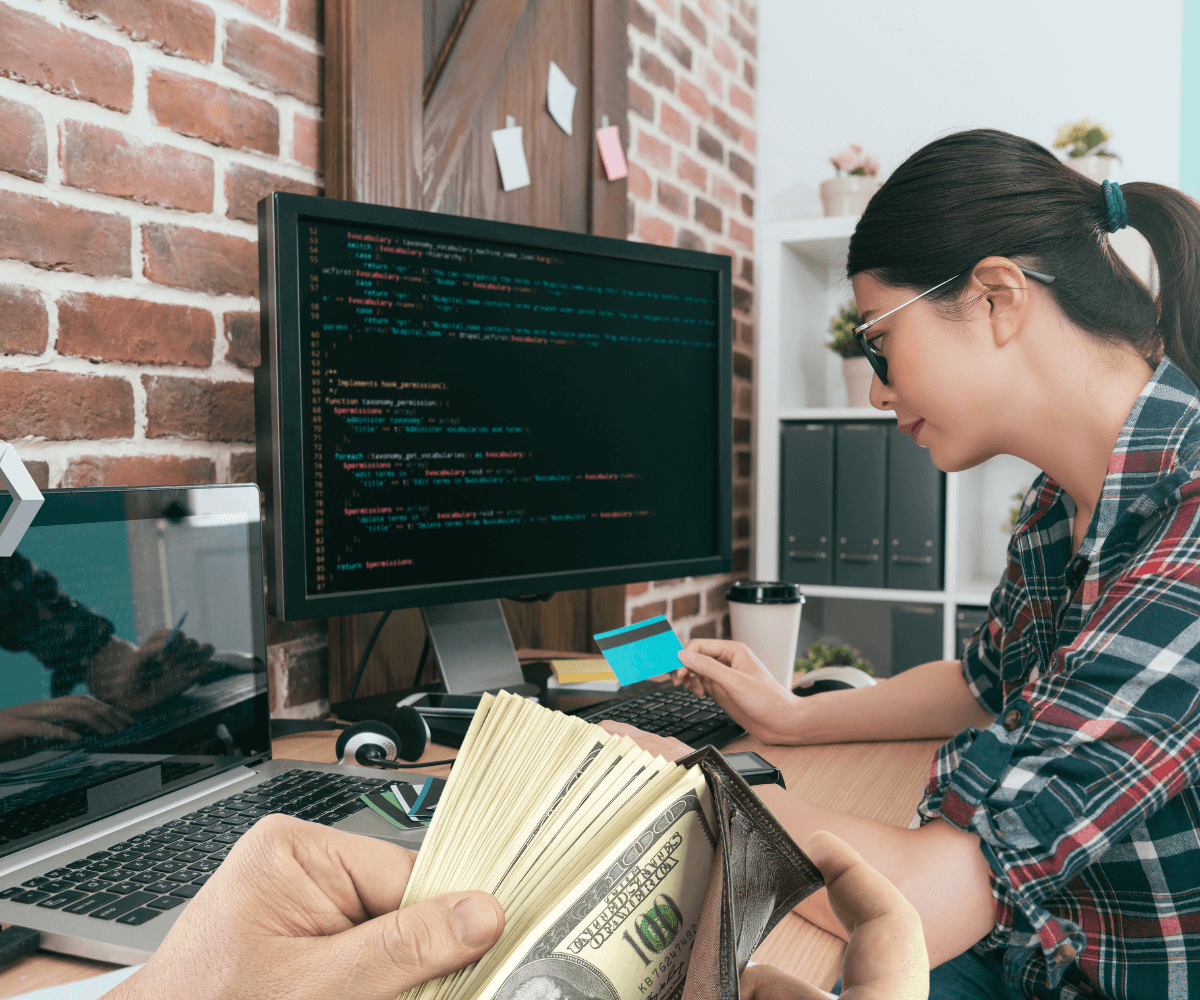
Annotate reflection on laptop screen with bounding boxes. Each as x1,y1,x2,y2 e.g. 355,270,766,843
0,485,269,853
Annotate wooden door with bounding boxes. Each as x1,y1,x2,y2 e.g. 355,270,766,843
324,0,629,700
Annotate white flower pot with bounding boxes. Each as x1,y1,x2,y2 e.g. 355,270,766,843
1066,154,1118,183
843,356,874,408
820,175,881,217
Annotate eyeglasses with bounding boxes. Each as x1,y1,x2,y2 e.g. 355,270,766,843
852,267,1056,385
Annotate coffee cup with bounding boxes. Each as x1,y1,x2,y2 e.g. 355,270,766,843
726,581,805,690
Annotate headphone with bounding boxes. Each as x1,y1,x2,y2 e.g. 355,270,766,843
333,706,456,769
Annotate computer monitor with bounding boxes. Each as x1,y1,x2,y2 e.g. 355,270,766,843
256,193,731,691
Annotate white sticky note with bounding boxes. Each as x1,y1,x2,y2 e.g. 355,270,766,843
596,125,627,181
491,123,531,192
547,61,577,136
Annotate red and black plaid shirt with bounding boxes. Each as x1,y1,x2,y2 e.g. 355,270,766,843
920,358,1200,999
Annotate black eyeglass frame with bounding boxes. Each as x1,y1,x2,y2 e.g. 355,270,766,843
852,266,1056,386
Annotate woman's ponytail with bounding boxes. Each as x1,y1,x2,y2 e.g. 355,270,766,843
1122,182,1200,386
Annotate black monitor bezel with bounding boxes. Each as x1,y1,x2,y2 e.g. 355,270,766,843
258,192,733,621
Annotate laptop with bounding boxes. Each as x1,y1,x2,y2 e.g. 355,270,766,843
0,484,430,965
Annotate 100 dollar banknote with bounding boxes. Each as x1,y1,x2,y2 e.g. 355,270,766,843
482,772,716,1000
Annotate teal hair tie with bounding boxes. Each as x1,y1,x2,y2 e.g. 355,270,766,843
1102,179,1127,232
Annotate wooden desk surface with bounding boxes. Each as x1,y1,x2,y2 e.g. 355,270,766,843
0,730,940,998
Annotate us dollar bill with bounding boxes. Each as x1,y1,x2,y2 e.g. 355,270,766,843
477,774,717,1000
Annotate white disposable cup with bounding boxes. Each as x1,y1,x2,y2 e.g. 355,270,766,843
726,581,805,690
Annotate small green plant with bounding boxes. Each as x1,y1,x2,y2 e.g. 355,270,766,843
795,640,873,676
1001,486,1030,534
827,301,864,358
1054,118,1117,159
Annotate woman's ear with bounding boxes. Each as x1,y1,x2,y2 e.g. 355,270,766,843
968,257,1030,348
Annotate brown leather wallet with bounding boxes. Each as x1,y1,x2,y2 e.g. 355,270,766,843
676,746,825,1000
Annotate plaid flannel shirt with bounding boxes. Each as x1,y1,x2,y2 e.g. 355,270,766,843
919,358,1200,1000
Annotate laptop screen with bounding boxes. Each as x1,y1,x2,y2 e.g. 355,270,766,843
0,485,270,855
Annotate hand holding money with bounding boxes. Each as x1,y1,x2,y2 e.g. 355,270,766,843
101,814,504,1000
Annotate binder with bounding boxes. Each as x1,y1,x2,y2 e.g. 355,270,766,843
890,604,943,675
885,424,945,590
955,607,988,660
834,424,887,587
780,423,835,585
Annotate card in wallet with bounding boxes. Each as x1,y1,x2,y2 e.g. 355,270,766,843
676,746,825,999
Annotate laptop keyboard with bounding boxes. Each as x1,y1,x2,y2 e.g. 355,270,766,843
0,761,209,847
0,768,393,927
575,688,743,746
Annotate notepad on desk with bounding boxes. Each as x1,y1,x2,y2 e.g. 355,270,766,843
548,657,620,693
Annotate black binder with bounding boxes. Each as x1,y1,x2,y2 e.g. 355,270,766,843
834,424,887,587
955,607,988,660
885,424,945,590
780,423,835,585
890,604,943,675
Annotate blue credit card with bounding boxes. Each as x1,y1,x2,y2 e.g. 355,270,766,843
593,615,683,686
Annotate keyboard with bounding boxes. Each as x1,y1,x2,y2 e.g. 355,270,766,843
575,688,743,748
0,768,393,927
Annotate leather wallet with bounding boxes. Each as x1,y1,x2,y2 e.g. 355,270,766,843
677,746,825,1000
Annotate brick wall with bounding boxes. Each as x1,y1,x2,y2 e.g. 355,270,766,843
0,0,325,714
623,0,757,642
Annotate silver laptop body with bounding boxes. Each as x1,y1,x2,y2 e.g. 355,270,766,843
0,485,425,964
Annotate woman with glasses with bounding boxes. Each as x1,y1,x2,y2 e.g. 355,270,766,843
659,129,1200,999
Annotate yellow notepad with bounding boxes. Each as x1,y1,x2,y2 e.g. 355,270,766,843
550,658,617,684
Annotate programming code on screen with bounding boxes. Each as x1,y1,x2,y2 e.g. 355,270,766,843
300,219,720,598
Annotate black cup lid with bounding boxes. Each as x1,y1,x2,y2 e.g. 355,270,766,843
726,580,804,605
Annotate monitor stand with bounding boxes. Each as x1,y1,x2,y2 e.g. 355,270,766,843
330,599,539,732
421,599,537,697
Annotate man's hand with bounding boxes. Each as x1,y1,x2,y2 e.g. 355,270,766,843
0,696,133,749
673,639,803,744
86,630,216,713
741,831,928,1000
104,814,504,1000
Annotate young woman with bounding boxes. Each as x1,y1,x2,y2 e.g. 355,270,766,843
665,129,1200,1000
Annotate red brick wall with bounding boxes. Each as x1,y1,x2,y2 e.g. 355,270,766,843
624,0,757,641
0,0,322,492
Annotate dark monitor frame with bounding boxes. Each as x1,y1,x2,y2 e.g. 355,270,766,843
257,192,733,621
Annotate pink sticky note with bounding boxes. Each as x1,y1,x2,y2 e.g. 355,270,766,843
596,125,627,181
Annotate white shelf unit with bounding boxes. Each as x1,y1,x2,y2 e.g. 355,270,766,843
754,216,1040,660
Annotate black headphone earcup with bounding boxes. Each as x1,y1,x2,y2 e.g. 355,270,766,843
390,706,430,761
335,720,401,765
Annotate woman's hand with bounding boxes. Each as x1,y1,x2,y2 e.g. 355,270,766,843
86,630,216,713
740,831,928,1000
0,696,134,748
598,720,693,760
673,639,804,744
104,814,504,1000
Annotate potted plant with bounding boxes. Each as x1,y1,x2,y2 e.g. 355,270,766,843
820,144,881,217
828,301,873,407
795,640,873,676
1053,118,1119,183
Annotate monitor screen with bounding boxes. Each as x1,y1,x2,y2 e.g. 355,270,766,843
259,194,732,619
0,485,269,854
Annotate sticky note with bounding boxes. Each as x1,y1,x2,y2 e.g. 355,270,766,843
547,61,577,136
593,615,683,686
596,125,627,181
491,121,531,192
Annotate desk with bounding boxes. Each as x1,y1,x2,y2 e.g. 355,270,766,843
0,732,941,998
